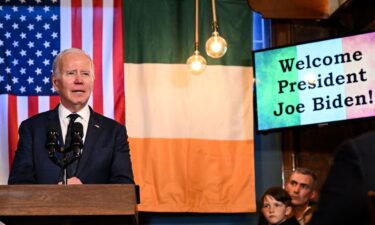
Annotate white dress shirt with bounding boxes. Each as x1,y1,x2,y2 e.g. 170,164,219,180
58,104,90,145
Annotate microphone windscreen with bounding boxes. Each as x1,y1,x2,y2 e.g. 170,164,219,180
47,122,59,133
72,122,84,138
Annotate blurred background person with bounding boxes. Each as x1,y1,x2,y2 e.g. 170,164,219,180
310,132,375,225
285,167,318,225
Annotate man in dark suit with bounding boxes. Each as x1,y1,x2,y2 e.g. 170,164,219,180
309,131,375,225
8,48,134,185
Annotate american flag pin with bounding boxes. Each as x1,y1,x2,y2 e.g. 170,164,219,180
94,124,100,128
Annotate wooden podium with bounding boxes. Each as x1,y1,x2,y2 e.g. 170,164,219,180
0,184,138,225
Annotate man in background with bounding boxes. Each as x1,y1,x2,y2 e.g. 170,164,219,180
309,132,375,225
285,167,318,225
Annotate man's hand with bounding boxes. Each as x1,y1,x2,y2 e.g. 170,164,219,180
58,177,83,185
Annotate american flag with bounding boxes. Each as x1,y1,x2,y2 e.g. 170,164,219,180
0,0,125,184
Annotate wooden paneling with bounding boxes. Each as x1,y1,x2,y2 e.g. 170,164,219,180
248,0,348,19
0,184,137,216
0,184,138,225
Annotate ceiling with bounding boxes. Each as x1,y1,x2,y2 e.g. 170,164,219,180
247,0,347,19
247,0,375,31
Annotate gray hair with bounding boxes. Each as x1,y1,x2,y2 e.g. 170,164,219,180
52,48,94,77
291,167,318,189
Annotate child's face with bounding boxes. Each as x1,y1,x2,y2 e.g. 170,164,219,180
261,195,290,225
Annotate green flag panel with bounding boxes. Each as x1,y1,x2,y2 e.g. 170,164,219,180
123,0,253,66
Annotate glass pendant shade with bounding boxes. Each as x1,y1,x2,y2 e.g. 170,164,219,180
187,50,207,74
186,0,206,74
205,31,227,58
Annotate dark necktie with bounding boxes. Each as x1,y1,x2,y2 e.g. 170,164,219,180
65,113,80,148
65,113,80,178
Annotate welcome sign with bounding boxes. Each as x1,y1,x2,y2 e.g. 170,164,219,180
253,31,375,132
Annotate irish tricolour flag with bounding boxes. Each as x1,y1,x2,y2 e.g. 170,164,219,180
124,0,255,212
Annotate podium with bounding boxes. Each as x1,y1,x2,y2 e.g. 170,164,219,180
0,184,138,225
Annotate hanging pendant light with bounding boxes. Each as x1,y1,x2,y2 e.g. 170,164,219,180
187,0,206,74
205,0,227,59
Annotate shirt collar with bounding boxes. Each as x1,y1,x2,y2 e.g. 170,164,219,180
58,103,90,122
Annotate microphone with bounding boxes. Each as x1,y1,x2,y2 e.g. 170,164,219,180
70,122,84,156
45,122,59,159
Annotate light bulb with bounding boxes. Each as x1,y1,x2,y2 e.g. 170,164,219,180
304,72,316,85
205,31,227,58
187,50,207,74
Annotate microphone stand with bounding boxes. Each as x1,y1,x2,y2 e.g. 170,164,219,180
62,131,83,185
46,122,83,185
45,127,70,185
63,167,68,185
62,146,79,186
47,145,74,185
63,152,68,185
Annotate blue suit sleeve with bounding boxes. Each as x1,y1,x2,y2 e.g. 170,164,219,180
8,121,37,184
109,125,134,184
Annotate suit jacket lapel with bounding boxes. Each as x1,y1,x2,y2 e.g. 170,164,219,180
47,104,64,148
76,108,101,176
